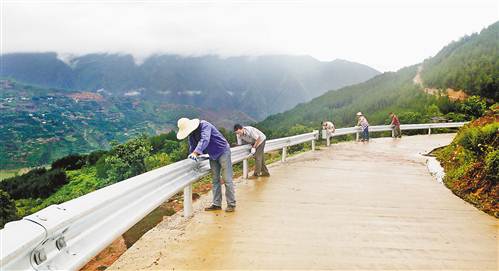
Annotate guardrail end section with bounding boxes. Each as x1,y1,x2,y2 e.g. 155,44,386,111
1,219,46,270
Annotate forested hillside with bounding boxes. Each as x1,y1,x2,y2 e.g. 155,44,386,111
258,65,438,136
421,21,498,100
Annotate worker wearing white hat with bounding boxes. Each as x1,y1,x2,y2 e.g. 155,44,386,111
177,118,236,212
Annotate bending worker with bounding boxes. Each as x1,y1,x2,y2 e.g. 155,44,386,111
234,124,270,178
321,120,336,138
177,118,236,212
389,112,401,138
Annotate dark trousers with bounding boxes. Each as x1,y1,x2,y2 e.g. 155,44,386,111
361,127,369,141
393,125,401,138
254,140,269,176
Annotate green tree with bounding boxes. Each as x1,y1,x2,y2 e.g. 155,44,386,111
170,141,190,162
460,96,487,119
97,135,152,183
0,189,18,228
144,153,172,171
426,104,442,117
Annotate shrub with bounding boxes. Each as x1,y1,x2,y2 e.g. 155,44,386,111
460,96,487,118
100,156,132,185
144,153,172,171
87,150,108,165
96,155,108,179
0,168,68,199
397,111,425,124
445,112,467,122
426,104,442,117
484,150,499,181
51,154,87,170
457,122,498,155
159,140,179,154
0,189,18,228
170,141,190,162
97,136,152,183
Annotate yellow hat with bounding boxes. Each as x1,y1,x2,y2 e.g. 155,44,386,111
176,118,200,140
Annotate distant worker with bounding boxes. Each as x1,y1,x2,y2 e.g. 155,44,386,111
321,121,336,138
177,118,236,212
234,124,270,177
389,112,402,138
356,112,369,142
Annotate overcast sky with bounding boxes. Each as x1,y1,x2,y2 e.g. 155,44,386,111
1,0,498,71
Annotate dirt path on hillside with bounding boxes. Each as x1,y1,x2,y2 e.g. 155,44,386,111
413,65,468,101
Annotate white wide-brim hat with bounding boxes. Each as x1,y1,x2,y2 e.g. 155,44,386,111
177,118,200,140
356,112,363,116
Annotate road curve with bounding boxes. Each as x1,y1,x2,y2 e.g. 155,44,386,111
110,134,498,270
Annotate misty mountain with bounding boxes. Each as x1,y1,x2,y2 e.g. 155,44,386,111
1,53,380,120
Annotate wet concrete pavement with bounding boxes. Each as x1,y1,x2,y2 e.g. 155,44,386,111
110,134,498,270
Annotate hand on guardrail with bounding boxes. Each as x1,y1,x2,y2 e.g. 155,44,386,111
188,153,199,162
250,148,256,155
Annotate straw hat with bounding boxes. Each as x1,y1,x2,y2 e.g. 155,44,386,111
176,118,200,140
356,112,363,116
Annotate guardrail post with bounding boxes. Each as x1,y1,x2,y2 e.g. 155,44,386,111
356,132,359,141
312,130,318,150
281,147,287,162
326,136,330,146
183,184,193,218
238,136,249,179
428,127,431,135
242,159,249,179
391,128,394,138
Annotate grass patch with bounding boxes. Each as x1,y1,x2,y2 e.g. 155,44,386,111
0,169,20,181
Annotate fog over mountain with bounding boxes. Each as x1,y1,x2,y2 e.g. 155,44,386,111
1,52,380,119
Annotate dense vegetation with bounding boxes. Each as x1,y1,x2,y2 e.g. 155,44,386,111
0,128,238,227
0,168,68,199
0,190,18,227
435,110,498,217
421,21,499,100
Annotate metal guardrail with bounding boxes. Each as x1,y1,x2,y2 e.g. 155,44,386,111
1,122,467,270
0,131,319,270
322,122,467,145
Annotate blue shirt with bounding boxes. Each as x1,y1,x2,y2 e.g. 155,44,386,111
188,120,230,160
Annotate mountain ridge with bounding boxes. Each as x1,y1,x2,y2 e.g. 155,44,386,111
1,52,380,120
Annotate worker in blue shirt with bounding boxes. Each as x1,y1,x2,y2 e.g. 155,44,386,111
177,118,236,212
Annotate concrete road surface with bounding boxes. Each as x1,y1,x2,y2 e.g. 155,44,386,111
110,134,498,270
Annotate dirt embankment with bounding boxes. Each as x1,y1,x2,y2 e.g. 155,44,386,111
80,181,213,271
435,112,499,218
413,65,469,101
